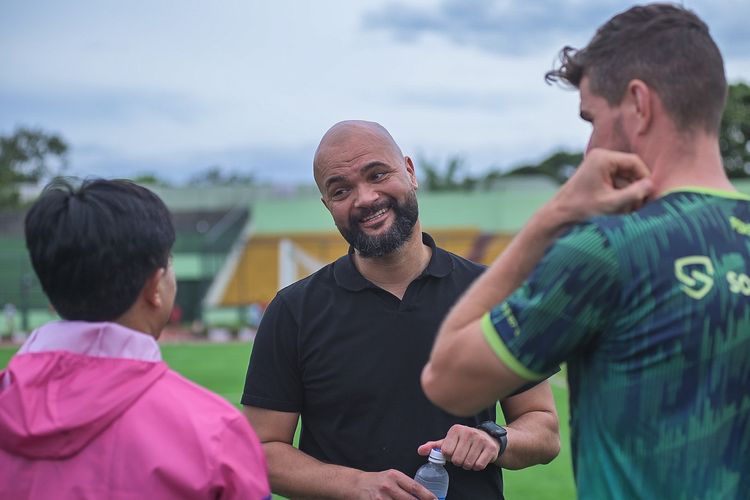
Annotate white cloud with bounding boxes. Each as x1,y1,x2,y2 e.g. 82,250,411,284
1,0,747,184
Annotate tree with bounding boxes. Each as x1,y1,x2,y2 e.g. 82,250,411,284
401,82,750,190
0,127,68,208
500,82,750,184
418,152,580,191
131,173,172,187
720,82,750,178
500,82,750,182
419,155,478,191
502,150,583,185
187,165,256,186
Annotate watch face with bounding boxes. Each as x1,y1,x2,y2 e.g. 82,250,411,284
480,422,507,438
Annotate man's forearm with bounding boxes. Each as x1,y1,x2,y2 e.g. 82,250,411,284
423,149,653,415
263,441,361,500
437,148,654,348
425,207,566,405
440,206,565,336
497,410,560,470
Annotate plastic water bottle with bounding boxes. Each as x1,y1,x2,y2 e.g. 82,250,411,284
414,448,449,499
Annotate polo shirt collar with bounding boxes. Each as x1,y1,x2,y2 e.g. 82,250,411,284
334,232,454,291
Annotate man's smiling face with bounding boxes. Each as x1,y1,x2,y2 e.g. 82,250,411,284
314,121,419,258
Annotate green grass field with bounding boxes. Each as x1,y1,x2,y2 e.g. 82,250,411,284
0,342,576,499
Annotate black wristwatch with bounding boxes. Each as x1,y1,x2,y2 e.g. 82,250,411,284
477,421,508,457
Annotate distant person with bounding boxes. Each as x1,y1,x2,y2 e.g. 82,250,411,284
169,302,183,325
242,120,560,499
0,179,271,499
3,303,17,340
191,317,206,338
423,4,749,499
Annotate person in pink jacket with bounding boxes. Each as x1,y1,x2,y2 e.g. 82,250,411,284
0,179,271,500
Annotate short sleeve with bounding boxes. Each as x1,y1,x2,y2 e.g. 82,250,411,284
241,293,303,412
481,223,620,378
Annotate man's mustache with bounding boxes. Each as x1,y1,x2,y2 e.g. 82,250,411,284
349,199,393,225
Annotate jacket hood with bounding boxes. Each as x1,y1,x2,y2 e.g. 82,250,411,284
0,323,168,459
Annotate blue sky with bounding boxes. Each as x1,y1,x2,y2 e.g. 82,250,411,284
2,0,749,185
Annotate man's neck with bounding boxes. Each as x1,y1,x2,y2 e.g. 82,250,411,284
353,227,432,299
116,306,161,340
644,131,734,196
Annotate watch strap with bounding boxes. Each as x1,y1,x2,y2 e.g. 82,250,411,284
477,421,508,457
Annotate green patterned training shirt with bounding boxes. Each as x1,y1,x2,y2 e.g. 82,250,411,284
482,188,750,499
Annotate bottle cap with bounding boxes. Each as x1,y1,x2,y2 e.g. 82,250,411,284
428,448,446,464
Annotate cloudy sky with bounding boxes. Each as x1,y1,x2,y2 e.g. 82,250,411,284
2,0,749,185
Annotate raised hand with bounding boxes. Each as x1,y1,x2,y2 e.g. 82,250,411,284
417,424,500,471
547,148,653,225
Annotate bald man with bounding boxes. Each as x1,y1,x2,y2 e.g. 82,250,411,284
241,121,560,500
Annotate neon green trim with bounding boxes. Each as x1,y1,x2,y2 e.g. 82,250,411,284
660,186,750,201
480,313,546,381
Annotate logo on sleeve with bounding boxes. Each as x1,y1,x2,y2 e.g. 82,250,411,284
674,256,715,300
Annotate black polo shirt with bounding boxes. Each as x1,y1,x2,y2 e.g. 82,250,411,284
243,233,503,499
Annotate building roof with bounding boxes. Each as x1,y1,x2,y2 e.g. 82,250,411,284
251,176,561,234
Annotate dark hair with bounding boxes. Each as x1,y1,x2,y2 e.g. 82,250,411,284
545,3,727,134
25,178,175,321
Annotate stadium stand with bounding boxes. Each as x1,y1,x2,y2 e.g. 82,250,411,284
0,212,52,335
169,207,250,322
205,181,559,308
7,176,750,335
0,202,250,335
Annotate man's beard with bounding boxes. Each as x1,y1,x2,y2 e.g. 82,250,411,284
338,190,419,258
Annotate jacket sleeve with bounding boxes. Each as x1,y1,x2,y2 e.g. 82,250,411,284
213,414,271,500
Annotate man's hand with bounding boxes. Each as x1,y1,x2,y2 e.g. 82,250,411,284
353,470,437,500
417,424,501,471
544,148,653,229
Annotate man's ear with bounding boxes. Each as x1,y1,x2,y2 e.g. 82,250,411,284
405,156,418,189
627,79,653,135
142,268,166,308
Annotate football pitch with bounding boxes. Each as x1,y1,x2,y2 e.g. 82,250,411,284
0,342,576,499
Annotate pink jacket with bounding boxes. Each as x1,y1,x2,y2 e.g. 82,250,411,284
0,321,271,499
